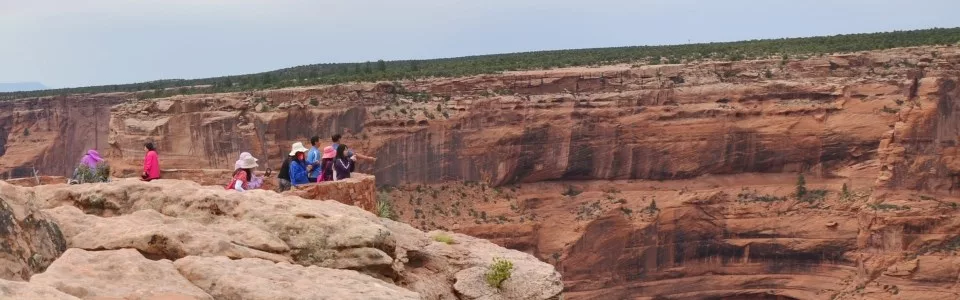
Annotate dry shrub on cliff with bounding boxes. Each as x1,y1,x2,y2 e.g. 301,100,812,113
485,257,514,289
375,192,396,220
432,233,455,245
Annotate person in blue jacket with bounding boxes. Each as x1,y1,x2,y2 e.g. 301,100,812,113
305,136,322,182
288,142,310,186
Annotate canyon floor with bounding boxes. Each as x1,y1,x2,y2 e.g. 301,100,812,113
1,45,960,299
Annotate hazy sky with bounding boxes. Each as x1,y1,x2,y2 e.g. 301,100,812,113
1,0,958,88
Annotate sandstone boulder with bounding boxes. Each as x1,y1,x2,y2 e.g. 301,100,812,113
32,179,398,279
174,256,420,300
0,182,67,280
43,206,289,262
30,248,212,300
0,279,79,299
383,220,564,300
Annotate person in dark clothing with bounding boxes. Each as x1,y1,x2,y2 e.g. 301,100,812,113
332,144,354,181
276,155,293,192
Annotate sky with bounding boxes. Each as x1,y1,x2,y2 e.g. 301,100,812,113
1,0,959,89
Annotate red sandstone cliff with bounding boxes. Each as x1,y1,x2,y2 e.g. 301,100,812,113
2,46,960,299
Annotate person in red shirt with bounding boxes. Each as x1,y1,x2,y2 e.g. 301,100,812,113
141,142,161,181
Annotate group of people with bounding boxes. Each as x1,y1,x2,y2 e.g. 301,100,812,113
70,142,160,184
228,134,374,192
71,135,372,194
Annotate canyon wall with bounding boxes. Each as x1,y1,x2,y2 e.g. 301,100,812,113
2,46,960,299
4,47,957,194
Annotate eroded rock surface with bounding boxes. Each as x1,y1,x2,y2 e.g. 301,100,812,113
0,183,66,280
0,279,79,300
0,179,563,300
30,248,212,300
175,256,419,300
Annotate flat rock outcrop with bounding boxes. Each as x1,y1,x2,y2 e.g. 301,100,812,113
0,179,563,299
30,248,212,300
174,256,419,300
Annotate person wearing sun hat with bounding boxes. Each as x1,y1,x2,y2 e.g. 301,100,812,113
317,146,336,182
288,142,311,186
233,152,265,189
227,152,259,192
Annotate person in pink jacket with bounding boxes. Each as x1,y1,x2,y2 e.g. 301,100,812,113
141,142,161,181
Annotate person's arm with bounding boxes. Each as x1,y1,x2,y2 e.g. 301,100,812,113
355,153,376,161
233,180,245,192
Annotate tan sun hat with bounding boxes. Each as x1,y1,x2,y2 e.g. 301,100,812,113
289,142,309,156
235,152,259,169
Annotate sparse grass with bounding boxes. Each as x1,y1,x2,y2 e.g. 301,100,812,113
376,192,396,220
868,203,910,211
433,233,455,245
485,257,514,289
737,188,786,203
800,189,828,203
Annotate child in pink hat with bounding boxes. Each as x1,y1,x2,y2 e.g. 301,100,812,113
317,146,335,182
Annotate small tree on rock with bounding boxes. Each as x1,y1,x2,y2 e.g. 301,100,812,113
796,173,807,200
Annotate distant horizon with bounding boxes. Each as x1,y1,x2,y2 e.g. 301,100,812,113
3,0,958,88
5,26,956,92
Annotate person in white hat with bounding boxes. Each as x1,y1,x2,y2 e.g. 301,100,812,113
288,142,311,186
234,152,266,190
227,152,259,192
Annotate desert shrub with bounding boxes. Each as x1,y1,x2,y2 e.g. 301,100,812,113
485,257,514,289
376,192,396,220
74,163,110,184
795,174,807,199
800,189,828,203
868,203,910,211
432,233,455,244
737,188,786,203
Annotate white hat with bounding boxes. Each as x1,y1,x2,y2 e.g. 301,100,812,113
235,153,259,169
235,152,258,169
289,142,309,156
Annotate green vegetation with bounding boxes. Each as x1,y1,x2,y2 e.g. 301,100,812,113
22,128,29,136
432,233,455,245
868,203,910,211
737,188,786,203
375,192,396,220
73,163,111,184
485,257,514,289
800,189,829,203
3,27,960,101
795,174,807,199
794,174,828,203
643,200,660,214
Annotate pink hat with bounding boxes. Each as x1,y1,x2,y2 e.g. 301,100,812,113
321,146,336,159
